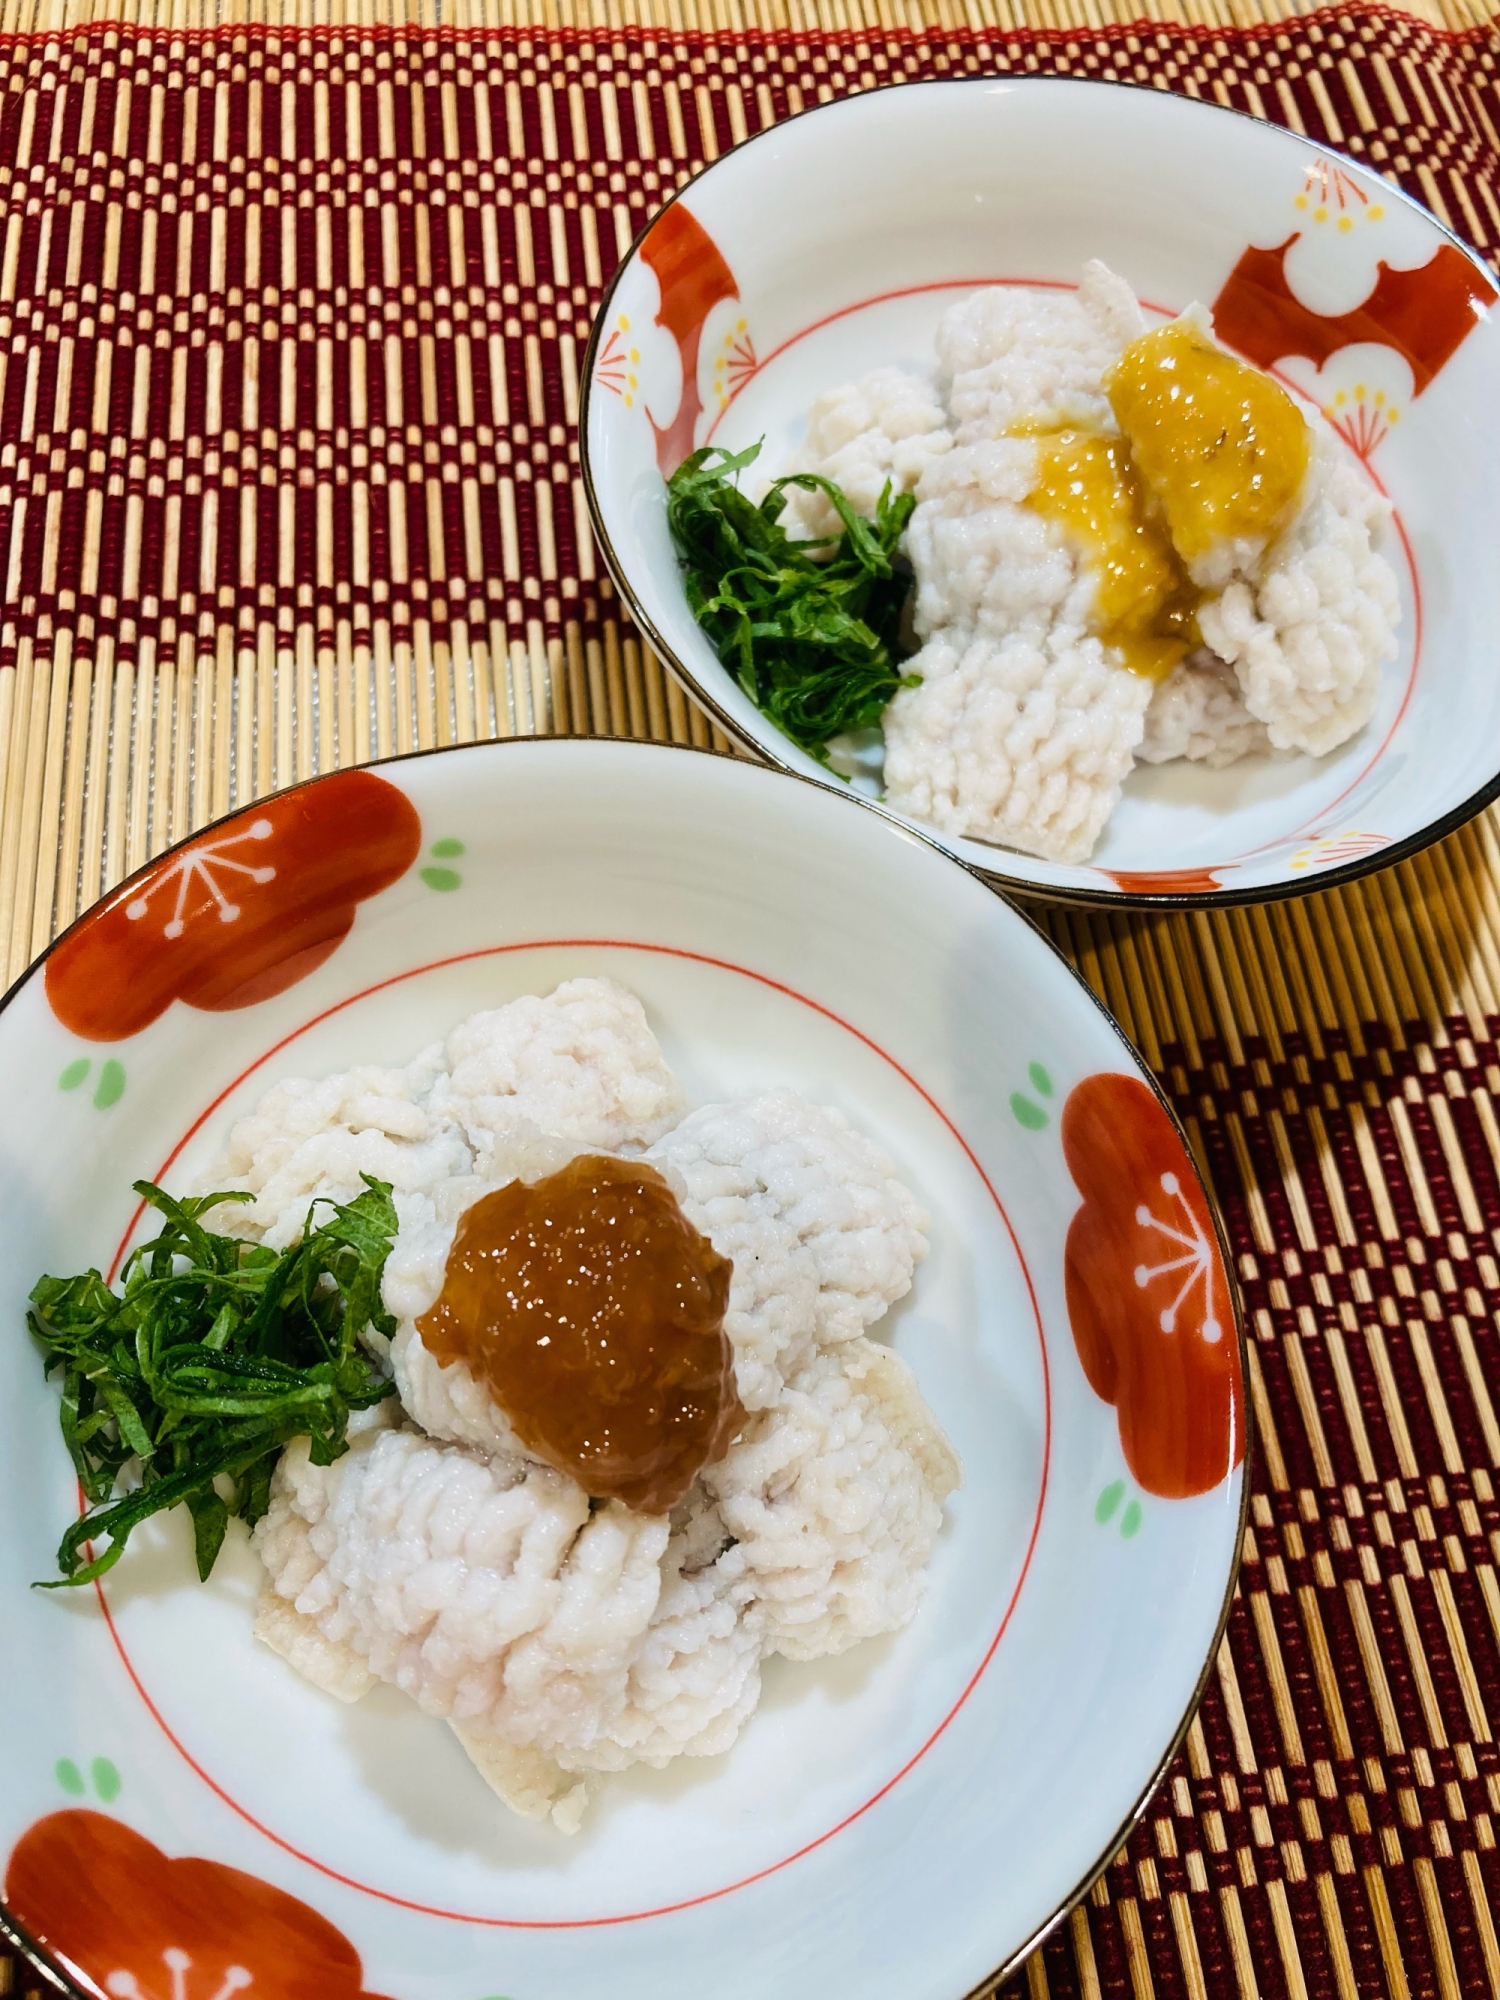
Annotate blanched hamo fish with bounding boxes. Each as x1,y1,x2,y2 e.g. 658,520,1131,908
195,979,961,1832
785,263,1401,863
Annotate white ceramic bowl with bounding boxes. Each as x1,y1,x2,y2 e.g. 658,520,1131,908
581,78,1500,905
0,741,1245,2000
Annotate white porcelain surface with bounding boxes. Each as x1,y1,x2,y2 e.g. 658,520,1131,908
582,79,1500,902
0,742,1244,1998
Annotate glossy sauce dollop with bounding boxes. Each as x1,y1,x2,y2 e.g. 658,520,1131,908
1106,319,1311,563
1026,429,1201,683
416,1155,741,1514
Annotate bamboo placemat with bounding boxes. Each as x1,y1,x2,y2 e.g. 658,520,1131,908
4,3,1500,1997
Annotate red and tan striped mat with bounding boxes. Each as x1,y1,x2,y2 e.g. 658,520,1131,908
3,3,1500,1996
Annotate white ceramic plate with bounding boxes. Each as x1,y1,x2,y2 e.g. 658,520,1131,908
0,741,1245,1999
581,78,1500,905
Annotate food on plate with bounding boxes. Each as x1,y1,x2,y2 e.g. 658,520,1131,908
665,440,916,759
415,1154,741,1511
28,1178,400,1587
30,978,960,1832
672,261,1400,864
775,366,952,542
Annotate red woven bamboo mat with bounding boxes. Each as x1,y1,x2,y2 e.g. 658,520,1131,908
3,6,1500,1999
1035,862,1500,2000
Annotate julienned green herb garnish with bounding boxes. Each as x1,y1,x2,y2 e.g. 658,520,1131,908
28,1177,399,1588
666,442,918,763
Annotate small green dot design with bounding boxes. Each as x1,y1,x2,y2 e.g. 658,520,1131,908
94,1060,126,1109
421,838,466,892
58,1058,90,1091
1028,1062,1054,1098
1010,1091,1047,1131
1095,1481,1143,1539
92,1757,121,1802
55,1759,84,1796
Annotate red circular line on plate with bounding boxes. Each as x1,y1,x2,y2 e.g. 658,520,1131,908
1238,505,1421,855
701,274,1179,442
693,280,1424,885
97,937,1052,1929
1120,477,1423,876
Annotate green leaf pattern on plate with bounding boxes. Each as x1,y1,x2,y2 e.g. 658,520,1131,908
55,1756,120,1800
56,1058,125,1108
421,837,467,892
1096,1481,1144,1540
1010,1090,1047,1130
1010,1059,1055,1129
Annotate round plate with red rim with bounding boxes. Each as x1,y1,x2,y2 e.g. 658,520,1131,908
0,740,1246,2000
581,77,1500,906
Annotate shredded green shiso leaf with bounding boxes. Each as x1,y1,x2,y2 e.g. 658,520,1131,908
28,1176,400,1588
665,442,918,764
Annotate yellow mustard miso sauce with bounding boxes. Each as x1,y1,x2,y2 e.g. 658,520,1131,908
1024,429,1201,684
1106,318,1312,565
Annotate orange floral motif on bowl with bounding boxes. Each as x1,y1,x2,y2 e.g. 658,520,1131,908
1212,231,1495,400
44,770,422,1042
1320,383,1400,460
594,317,640,407
1289,828,1390,871
637,201,740,476
1062,1072,1244,1500
1295,156,1383,232
5,1810,396,2000
1100,867,1223,897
